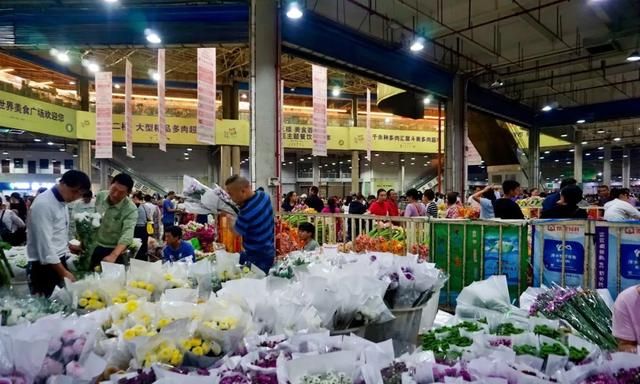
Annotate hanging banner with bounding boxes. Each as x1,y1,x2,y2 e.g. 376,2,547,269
532,222,586,288
157,49,167,152
94,72,112,159
279,79,284,161
124,59,133,158
196,47,216,145
311,64,327,157
366,88,372,160
594,224,640,299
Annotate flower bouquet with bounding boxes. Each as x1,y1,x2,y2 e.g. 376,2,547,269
182,175,238,217
73,211,102,276
529,287,616,350
0,294,67,325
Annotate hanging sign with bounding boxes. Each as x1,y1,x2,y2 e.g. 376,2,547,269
157,49,167,152
124,59,133,158
279,79,284,160
197,47,216,145
366,88,372,160
311,64,327,157
94,71,112,159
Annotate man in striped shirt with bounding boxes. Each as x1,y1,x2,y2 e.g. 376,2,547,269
225,175,275,273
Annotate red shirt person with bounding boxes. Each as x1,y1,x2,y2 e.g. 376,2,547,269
386,189,400,216
369,189,392,216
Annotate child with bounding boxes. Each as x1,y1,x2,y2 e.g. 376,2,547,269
298,222,319,251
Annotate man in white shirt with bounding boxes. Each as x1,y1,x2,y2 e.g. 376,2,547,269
0,203,25,245
604,188,640,222
27,170,91,297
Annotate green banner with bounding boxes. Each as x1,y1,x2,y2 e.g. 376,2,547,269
0,90,76,138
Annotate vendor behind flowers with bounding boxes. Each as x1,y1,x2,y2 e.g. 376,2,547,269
613,284,640,353
90,173,138,269
224,175,274,273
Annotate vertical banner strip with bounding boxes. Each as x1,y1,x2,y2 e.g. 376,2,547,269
311,64,327,157
125,60,133,158
279,79,284,161
197,48,216,145
157,49,167,152
366,88,372,160
94,72,112,159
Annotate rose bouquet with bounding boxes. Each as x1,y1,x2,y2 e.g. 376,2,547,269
73,211,102,276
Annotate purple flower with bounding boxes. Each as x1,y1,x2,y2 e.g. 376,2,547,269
61,346,76,363
65,361,85,378
61,329,77,344
72,337,86,355
47,337,62,355
369,255,377,262
38,357,64,378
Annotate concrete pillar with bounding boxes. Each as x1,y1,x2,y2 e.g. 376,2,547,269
77,140,92,176
528,125,540,189
231,146,241,175
99,160,109,190
444,75,467,196
220,85,237,184
603,145,612,185
622,146,631,188
312,157,320,187
219,146,232,183
573,131,583,185
351,151,359,194
250,0,278,194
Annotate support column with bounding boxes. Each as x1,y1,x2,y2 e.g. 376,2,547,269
250,0,278,195
350,96,359,194
573,131,583,185
528,125,540,189
603,144,612,185
622,146,631,188
220,146,232,183
231,146,241,176
99,160,109,190
444,75,467,196
312,157,320,187
77,76,92,177
220,84,238,184
351,151,359,194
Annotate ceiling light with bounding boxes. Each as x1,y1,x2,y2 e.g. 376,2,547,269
69,81,76,85
561,133,568,138
331,86,341,97
626,50,640,62
374,153,379,157
566,161,571,164
114,84,121,89
87,61,100,73
623,154,629,158
286,1,303,19
586,153,591,156
541,105,553,112
384,117,392,124
288,161,293,165
598,146,604,150
410,162,415,165
581,141,588,145
554,159,559,162
613,137,621,141
569,149,574,152
47,141,54,145
59,148,65,152
56,51,70,63
597,129,605,134
187,148,192,152
409,36,425,52
540,156,545,160
151,71,160,81
381,162,386,165
34,138,41,142
598,156,604,160
184,152,189,156
331,162,336,165
576,119,586,124
72,154,78,158
490,80,504,88
598,172,603,176
1,152,7,155
145,29,162,44
544,150,550,154
104,0,118,3
423,95,432,105
241,93,247,100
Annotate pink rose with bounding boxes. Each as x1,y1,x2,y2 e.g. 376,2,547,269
47,337,62,354
37,357,64,378
72,337,86,355
61,329,77,344
61,346,76,363
65,361,85,378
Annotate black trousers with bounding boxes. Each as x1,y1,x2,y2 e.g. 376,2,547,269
134,225,149,261
89,246,126,270
28,258,68,297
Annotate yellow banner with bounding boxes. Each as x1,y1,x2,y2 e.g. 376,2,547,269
0,90,77,138
77,111,249,145
506,122,570,149
282,124,349,150
350,127,440,152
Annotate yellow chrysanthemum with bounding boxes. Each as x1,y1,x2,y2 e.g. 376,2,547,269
123,329,137,341
190,338,202,347
158,347,173,361
132,325,147,336
192,346,204,356
201,342,211,355
181,339,192,350
170,350,182,366
210,341,222,356
157,318,172,329
124,300,139,313
78,298,88,308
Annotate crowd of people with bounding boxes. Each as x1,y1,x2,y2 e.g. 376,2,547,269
280,179,640,222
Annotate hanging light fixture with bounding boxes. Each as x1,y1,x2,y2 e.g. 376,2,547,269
286,1,303,19
410,36,425,52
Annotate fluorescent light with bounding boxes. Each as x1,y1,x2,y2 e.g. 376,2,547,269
241,93,247,100
1,152,7,155
586,153,591,156
121,146,126,149
331,86,341,97
47,141,54,145
114,84,121,89
187,148,193,152
374,153,379,157
410,37,425,52
597,129,605,134
544,150,550,154
576,119,585,124
104,0,118,3
554,159,559,162
59,148,65,152
541,105,553,112
145,29,162,44
598,146,604,150
569,149,574,152
581,141,588,145
69,81,76,85
561,133,568,137
286,1,303,19
423,95,432,105
72,154,78,158
626,50,640,62
613,137,621,141
34,138,42,142
87,62,100,73
540,156,545,160
151,71,160,81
